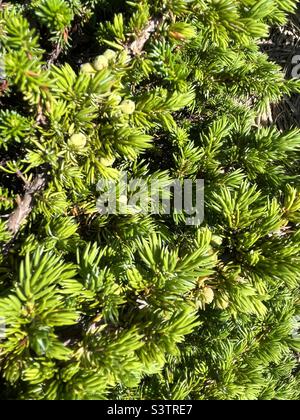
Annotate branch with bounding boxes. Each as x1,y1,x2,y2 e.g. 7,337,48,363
7,174,46,235
45,28,70,69
46,42,63,69
126,18,161,56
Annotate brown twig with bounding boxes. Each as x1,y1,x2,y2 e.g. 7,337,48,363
44,27,70,70
7,174,46,235
126,18,161,56
46,43,63,68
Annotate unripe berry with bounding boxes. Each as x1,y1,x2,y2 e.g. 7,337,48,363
81,63,96,74
99,157,115,167
203,287,214,304
216,295,229,310
93,55,109,71
211,234,223,247
68,133,87,149
103,49,117,62
109,93,122,106
118,50,130,65
119,99,135,115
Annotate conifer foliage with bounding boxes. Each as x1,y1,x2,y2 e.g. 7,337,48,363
0,0,299,400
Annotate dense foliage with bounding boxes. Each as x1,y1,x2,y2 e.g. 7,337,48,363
0,0,299,400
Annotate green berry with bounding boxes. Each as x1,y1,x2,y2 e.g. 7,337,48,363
119,99,135,115
211,234,223,247
68,133,87,149
203,287,214,304
103,49,117,62
81,63,96,74
118,50,130,65
99,157,115,167
93,55,109,71
109,93,122,106
216,295,229,310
